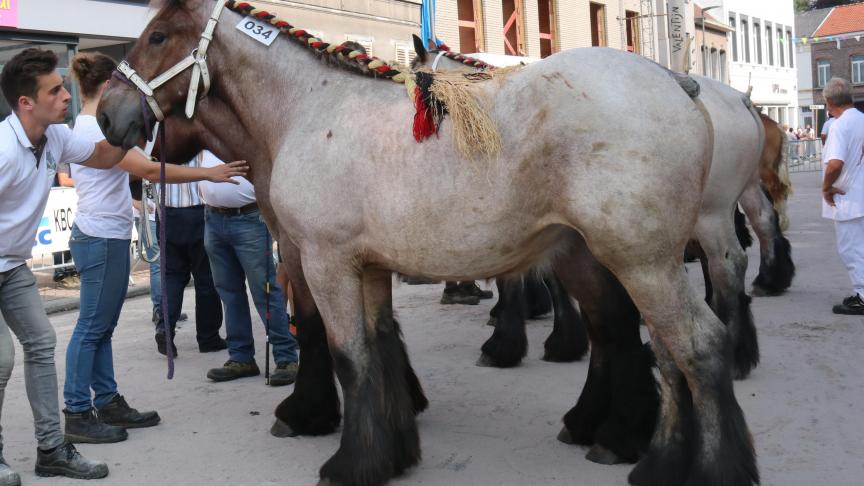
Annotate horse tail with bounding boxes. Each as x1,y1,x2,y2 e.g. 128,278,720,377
734,205,753,250
690,96,715,189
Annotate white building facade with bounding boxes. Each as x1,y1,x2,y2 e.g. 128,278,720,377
723,0,798,126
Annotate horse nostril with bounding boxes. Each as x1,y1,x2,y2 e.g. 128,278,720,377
97,111,111,133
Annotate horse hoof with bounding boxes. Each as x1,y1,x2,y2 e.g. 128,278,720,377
486,316,497,327
316,480,340,486
752,283,784,297
270,418,298,438
556,426,576,445
585,444,626,465
475,353,496,367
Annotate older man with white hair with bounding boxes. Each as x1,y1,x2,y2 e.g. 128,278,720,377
821,77,864,315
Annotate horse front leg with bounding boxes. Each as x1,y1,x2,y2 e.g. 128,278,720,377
477,278,528,368
305,259,421,486
554,239,657,464
541,273,589,362
740,183,795,296
271,244,340,437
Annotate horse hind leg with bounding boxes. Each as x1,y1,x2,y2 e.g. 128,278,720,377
619,261,758,486
685,240,713,304
741,183,795,296
629,337,696,485
695,213,759,380
307,262,420,486
477,278,528,368
541,273,588,362
393,316,429,414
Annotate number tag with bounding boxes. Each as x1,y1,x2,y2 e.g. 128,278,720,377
236,17,279,46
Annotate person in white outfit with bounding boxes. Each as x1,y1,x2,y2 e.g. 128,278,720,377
820,77,864,315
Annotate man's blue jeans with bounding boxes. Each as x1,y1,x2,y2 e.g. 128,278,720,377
204,208,298,364
64,225,129,412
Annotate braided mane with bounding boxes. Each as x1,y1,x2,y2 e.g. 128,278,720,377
431,49,497,70
225,1,410,84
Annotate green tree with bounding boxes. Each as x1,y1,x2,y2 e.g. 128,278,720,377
795,0,811,11
812,0,863,9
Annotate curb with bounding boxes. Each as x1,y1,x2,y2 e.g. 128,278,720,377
45,285,152,315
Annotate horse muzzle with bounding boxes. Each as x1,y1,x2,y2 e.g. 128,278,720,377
97,88,147,150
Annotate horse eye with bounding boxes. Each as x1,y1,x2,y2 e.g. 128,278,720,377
149,32,166,45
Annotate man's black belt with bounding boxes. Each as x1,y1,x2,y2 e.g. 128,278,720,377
205,202,258,216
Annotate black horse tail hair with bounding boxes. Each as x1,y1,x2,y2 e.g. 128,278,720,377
734,206,753,250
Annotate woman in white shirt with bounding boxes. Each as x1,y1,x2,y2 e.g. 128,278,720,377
63,52,247,444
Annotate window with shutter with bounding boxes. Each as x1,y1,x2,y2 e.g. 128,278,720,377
394,42,417,68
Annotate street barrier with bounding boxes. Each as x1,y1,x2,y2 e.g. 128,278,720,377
788,139,822,173
28,188,140,275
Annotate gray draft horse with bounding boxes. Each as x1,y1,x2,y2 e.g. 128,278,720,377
97,1,757,485
411,38,779,380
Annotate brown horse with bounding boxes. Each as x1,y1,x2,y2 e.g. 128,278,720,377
759,113,792,228
741,114,795,297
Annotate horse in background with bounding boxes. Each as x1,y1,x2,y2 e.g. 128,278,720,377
412,38,763,379
759,113,792,231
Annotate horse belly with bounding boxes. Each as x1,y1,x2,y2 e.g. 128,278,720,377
366,207,572,280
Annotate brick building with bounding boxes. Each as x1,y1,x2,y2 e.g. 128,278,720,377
434,0,650,59
808,2,864,116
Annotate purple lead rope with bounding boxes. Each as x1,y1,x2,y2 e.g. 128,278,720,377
158,125,175,379
112,68,172,378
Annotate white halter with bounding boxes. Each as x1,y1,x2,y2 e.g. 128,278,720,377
431,50,447,72
116,0,227,120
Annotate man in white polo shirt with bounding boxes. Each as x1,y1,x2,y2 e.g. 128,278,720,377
820,77,864,315
0,48,129,483
197,151,299,386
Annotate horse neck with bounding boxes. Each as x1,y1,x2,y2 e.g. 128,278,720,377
204,8,401,159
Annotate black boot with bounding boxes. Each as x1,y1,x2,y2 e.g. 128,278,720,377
155,332,178,357
63,409,128,444
459,281,494,299
440,282,480,305
35,442,108,479
0,449,21,486
97,394,160,428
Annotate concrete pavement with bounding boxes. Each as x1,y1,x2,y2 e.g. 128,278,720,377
1,170,862,486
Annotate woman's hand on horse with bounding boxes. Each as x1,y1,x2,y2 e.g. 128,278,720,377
207,160,249,184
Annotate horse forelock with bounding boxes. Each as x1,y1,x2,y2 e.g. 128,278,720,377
149,0,190,9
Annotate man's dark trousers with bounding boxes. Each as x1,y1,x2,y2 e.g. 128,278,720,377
155,206,223,346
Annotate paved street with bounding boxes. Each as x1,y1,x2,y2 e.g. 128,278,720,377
2,170,862,486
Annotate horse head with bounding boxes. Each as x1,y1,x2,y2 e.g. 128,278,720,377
98,0,215,150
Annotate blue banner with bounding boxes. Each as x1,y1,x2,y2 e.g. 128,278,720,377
420,0,443,48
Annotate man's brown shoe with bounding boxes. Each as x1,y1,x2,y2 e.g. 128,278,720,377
269,362,298,387
206,360,260,382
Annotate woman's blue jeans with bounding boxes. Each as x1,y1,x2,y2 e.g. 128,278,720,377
64,225,130,412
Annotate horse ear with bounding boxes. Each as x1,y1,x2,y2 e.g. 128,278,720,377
412,35,428,63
